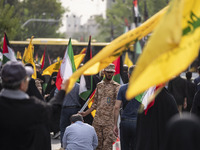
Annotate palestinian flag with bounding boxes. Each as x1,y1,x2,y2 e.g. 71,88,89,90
112,56,123,84
2,33,16,64
56,38,76,90
79,36,93,100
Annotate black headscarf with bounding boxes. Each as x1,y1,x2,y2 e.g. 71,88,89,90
162,113,200,150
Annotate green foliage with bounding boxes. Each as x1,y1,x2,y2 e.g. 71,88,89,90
0,0,20,41
0,0,66,41
95,0,168,42
17,0,65,40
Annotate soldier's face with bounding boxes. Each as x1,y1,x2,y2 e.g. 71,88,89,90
104,71,114,81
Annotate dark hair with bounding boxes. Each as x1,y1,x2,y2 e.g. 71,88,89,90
70,114,84,123
25,63,33,68
186,71,192,80
123,65,128,72
129,65,136,75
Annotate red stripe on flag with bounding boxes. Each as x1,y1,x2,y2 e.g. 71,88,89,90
41,49,46,69
55,70,62,90
113,57,120,75
3,33,9,54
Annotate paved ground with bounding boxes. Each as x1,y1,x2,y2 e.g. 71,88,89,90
51,137,61,150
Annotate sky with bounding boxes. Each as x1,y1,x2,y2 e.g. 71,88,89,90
59,0,106,33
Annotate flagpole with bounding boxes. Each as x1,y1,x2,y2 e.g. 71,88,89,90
79,97,91,112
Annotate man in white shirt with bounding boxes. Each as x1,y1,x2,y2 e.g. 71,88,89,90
62,114,98,150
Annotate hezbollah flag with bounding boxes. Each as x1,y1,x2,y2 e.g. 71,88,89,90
22,36,37,79
2,33,17,64
56,38,76,90
42,60,62,76
124,52,133,68
17,51,22,60
66,6,168,94
127,0,200,99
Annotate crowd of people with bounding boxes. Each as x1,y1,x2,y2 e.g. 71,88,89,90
1,60,200,150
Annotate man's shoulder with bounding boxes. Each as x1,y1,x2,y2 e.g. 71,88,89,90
111,80,121,86
194,76,200,82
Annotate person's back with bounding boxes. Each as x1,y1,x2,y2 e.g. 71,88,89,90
168,75,187,112
185,72,196,111
0,96,50,150
136,88,178,150
194,66,200,91
0,61,69,150
62,114,98,150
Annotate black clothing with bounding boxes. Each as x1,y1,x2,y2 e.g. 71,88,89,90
162,113,200,150
185,80,196,111
136,88,178,150
0,89,65,150
26,78,44,101
191,90,200,117
168,76,187,105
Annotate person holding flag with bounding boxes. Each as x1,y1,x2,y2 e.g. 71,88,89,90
79,63,120,150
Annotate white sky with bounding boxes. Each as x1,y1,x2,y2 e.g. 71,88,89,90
59,0,106,33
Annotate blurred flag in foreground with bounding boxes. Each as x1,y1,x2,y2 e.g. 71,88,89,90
127,0,200,99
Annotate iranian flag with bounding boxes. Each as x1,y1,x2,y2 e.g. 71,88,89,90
56,39,76,90
113,56,123,84
3,33,16,64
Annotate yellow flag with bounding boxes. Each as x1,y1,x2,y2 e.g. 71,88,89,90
22,36,37,79
17,51,22,60
65,6,168,93
126,0,200,99
42,60,62,76
74,53,85,69
124,52,133,68
42,54,85,76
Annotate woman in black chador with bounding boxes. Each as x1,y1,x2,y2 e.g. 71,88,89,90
136,88,178,150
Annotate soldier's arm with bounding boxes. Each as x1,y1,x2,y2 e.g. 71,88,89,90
113,100,121,137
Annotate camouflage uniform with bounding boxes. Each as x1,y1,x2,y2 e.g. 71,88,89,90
91,80,120,150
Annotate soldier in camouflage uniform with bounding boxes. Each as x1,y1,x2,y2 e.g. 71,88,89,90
80,63,120,150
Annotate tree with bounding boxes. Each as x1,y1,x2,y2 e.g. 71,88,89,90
0,0,20,41
17,0,66,40
95,0,168,42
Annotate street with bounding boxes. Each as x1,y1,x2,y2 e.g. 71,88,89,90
51,138,61,150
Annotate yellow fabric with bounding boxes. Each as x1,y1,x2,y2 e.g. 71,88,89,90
57,57,60,62
22,36,37,79
42,54,85,76
74,54,85,69
42,60,62,76
124,52,133,68
88,95,96,117
126,0,200,99
66,6,168,94
17,51,22,59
